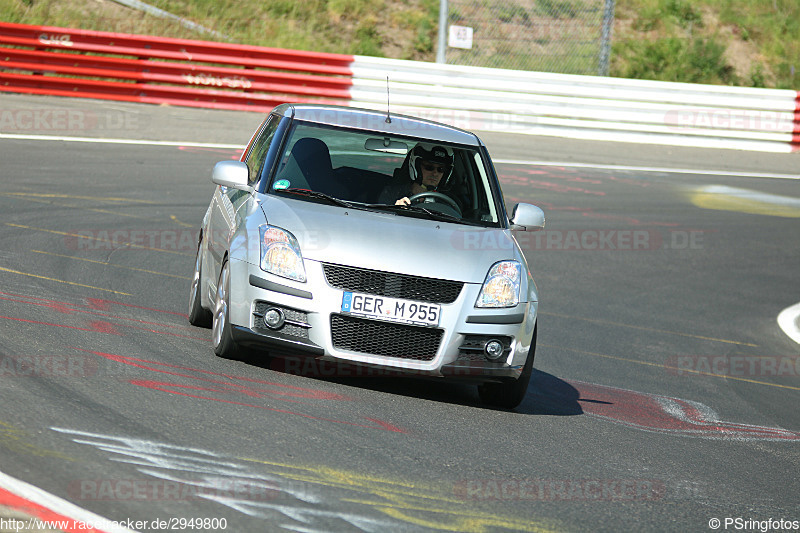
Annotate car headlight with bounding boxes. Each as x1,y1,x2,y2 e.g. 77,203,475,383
259,225,306,282
476,261,521,308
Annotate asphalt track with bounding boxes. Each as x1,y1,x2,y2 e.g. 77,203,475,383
0,93,799,533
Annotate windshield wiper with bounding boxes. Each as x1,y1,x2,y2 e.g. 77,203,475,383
281,188,364,210
281,191,480,225
364,203,464,223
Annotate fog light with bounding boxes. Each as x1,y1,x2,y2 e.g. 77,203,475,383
484,339,505,361
263,308,285,329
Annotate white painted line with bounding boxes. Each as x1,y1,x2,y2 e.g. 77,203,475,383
0,133,243,149
0,470,137,533
493,159,800,181
778,302,800,345
3,132,798,181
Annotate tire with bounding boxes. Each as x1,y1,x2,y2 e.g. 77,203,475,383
478,326,537,410
188,239,212,328
211,259,241,359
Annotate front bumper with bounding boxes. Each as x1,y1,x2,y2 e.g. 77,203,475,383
227,258,537,382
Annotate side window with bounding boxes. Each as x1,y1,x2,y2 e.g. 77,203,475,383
245,115,279,186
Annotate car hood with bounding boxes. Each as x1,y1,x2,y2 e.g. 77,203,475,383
260,195,520,283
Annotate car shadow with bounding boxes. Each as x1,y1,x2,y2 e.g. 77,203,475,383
516,370,585,415
253,354,584,415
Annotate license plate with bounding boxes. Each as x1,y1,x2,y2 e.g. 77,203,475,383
341,292,440,327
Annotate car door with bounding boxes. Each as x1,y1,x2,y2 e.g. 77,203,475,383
205,114,279,293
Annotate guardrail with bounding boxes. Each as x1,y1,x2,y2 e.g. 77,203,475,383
350,56,800,153
1,22,798,152
0,22,352,112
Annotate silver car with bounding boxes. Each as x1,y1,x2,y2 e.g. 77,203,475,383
188,104,545,409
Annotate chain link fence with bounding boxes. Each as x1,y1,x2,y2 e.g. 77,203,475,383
443,0,615,76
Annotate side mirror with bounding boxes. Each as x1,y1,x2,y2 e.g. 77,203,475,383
211,161,253,192
510,203,545,231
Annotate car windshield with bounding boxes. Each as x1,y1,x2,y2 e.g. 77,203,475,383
267,121,504,227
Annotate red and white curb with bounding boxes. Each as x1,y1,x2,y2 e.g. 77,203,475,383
0,471,136,533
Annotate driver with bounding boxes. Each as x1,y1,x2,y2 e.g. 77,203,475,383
379,143,454,206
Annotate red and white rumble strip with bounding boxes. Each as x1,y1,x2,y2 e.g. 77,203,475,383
0,471,136,533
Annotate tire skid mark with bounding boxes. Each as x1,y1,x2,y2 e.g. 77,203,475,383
0,266,132,296
50,428,555,532
0,291,204,341
76,349,407,434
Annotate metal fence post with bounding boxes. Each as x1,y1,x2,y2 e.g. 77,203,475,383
436,0,448,64
444,0,615,75
599,0,615,76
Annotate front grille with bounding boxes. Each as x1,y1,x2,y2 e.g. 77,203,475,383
330,314,442,361
323,263,462,304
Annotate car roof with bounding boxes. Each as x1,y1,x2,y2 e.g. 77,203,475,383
272,103,483,147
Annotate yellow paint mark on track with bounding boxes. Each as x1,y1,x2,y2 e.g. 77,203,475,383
238,459,557,532
0,266,132,295
0,193,146,218
170,215,195,228
5,223,192,256
688,185,800,218
0,192,156,204
31,250,190,280
541,343,800,392
0,420,73,460
2,193,198,228
540,311,757,347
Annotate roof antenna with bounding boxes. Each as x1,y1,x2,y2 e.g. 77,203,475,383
385,76,392,124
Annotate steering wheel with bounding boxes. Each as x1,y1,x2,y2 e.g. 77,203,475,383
408,192,462,217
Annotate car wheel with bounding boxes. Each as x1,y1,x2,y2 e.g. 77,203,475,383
212,259,240,359
478,326,537,410
188,239,212,328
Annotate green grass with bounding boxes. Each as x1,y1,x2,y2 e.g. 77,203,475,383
613,0,800,88
0,0,797,88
